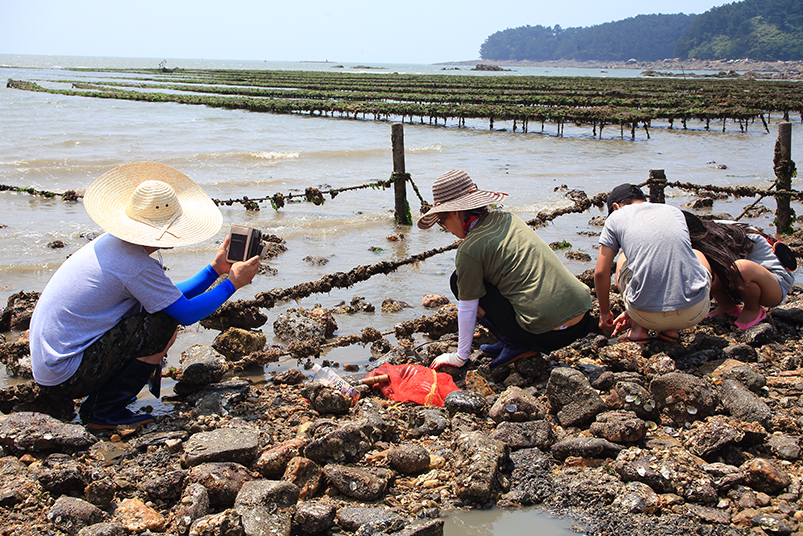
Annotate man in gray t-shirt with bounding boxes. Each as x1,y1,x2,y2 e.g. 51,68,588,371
594,184,711,344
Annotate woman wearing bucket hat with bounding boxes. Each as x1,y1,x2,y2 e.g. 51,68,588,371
420,170,593,370
29,162,261,429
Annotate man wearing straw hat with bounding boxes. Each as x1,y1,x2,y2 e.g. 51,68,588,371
419,170,593,370
29,162,261,429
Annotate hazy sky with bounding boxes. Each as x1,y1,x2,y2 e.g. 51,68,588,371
1,0,731,64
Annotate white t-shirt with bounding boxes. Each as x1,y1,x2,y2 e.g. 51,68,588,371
29,233,182,386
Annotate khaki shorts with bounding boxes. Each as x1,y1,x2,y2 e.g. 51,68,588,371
617,259,711,332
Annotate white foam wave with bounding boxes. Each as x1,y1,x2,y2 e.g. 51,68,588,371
407,144,442,153
250,151,300,160
195,151,300,162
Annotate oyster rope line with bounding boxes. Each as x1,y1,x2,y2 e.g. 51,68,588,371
243,241,461,311
0,184,80,200
5,180,801,209
0,175,428,212
212,178,396,210
660,181,803,200
0,180,397,206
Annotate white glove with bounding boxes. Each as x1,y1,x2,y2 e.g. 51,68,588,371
430,351,468,370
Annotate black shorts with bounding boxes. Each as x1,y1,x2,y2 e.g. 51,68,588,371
38,311,178,400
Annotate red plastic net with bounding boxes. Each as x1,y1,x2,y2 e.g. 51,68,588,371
364,363,460,407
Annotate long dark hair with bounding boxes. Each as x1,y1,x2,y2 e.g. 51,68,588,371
683,211,754,302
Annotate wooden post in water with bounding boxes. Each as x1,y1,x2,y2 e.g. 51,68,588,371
774,122,795,234
391,123,412,225
647,169,667,204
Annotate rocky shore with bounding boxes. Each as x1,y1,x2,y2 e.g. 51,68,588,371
439,58,803,79
2,240,803,536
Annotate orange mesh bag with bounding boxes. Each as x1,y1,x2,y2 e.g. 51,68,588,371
364,363,460,407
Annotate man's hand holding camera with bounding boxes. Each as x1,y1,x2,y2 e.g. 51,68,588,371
211,235,260,289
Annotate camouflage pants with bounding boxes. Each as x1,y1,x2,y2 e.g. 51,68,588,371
39,311,178,400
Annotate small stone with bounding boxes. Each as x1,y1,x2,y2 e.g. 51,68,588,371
751,514,792,536
282,456,322,500
489,385,545,423
564,250,592,262
741,458,791,494
303,255,329,266
114,498,166,533
387,444,430,475
421,294,450,308
47,497,104,534
76,523,126,536
212,327,266,361
768,434,801,461
443,390,487,417
294,501,336,535
590,410,646,443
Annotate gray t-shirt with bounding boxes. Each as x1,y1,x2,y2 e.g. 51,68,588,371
599,202,709,312
30,233,182,386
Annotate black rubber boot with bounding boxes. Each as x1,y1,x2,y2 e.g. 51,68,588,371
489,345,538,369
477,317,513,355
477,317,538,369
83,359,157,430
479,340,506,356
79,392,137,422
78,393,97,423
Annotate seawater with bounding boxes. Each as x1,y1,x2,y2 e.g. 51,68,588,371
1,54,802,535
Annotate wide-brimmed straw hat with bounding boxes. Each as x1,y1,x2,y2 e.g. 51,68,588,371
417,170,508,229
84,162,223,247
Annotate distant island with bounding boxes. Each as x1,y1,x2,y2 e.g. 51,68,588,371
479,0,803,63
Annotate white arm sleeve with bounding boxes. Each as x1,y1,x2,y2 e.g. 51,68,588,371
457,298,480,360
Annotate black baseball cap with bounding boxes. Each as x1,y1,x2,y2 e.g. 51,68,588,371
606,184,646,213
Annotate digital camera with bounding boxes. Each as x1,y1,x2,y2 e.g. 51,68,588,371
226,225,265,263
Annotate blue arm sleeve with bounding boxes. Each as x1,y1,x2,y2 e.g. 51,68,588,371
176,264,220,299
163,279,236,325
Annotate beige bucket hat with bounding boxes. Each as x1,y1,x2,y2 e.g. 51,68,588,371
84,162,223,247
418,170,507,229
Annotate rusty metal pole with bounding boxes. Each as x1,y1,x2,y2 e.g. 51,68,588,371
774,122,795,234
391,123,411,225
648,169,667,204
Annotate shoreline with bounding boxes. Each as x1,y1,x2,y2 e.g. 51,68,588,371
437,58,803,77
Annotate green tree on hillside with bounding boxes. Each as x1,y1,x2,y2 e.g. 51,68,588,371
480,0,803,63
555,15,697,60
479,25,560,61
480,14,696,62
675,0,803,60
